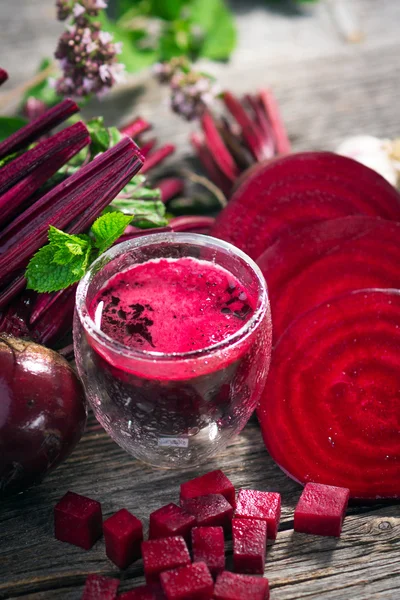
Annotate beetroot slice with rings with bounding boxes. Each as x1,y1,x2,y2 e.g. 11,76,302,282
258,289,400,500
210,152,400,260
257,216,400,343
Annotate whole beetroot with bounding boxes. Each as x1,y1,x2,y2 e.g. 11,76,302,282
0,334,87,497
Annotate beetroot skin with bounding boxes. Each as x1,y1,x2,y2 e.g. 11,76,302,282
103,508,143,569
149,503,196,542
294,483,350,537
192,526,225,577
258,289,400,499
81,574,119,599
235,490,281,539
54,491,102,550
257,216,400,342
181,494,233,530
0,335,87,497
210,152,400,260
180,470,236,507
213,571,269,600
142,536,191,584
160,562,214,600
232,518,267,574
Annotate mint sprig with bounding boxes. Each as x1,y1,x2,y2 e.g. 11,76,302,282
26,212,132,293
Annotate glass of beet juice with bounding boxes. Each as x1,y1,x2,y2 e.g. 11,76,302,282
74,232,272,468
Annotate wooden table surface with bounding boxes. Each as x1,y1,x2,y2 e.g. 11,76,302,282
0,1,399,599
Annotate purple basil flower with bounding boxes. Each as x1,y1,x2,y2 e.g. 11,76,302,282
54,0,125,98
153,59,219,121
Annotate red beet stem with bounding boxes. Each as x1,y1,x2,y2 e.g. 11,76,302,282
0,121,89,197
139,138,157,157
0,138,144,284
201,112,239,182
244,94,275,157
58,343,75,360
0,68,8,86
120,117,151,139
0,275,27,311
32,285,77,346
140,144,175,174
258,89,291,155
158,178,184,203
190,133,231,197
30,289,67,325
0,123,90,228
0,291,35,338
223,91,270,162
170,216,215,232
0,99,80,160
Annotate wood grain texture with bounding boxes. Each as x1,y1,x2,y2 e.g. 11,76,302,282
0,0,400,598
1,414,399,600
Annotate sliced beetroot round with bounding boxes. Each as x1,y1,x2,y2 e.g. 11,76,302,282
257,216,400,342
210,152,400,259
258,288,400,500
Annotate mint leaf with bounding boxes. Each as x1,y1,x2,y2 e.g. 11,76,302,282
86,117,110,154
109,126,124,147
150,0,185,21
26,243,92,293
98,11,158,73
192,0,236,60
0,117,28,142
112,197,167,228
91,212,133,254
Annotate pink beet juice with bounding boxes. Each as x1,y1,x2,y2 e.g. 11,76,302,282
90,257,256,354
74,233,272,468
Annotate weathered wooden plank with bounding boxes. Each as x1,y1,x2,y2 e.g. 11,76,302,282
0,414,399,599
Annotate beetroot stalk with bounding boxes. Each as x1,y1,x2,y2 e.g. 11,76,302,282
120,117,151,139
140,144,175,174
58,343,75,360
0,138,144,284
169,216,215,232
0,99,79,160
223,91,270,162
139,138,157,157
190,133,231,197
0,275,28,311
31,285,77,346
158,178,185,203
259,89,291,155
0,68,8,86
0,121,89,197
201,112,239,182
0,122,90,228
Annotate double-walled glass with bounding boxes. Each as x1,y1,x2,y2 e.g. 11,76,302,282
74,233,272,468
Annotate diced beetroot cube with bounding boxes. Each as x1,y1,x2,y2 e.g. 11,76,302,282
160,561,214,600
180,470,236,507
103,508,143,569
142,536,191,584
294,482,350,537
191,527,225,577
55,491,102,550
118,583,165,599
235,490,281,539
232,518,267,574
81,574,119,599
213,572,269,600
181,494,233,530
149,503,196,542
